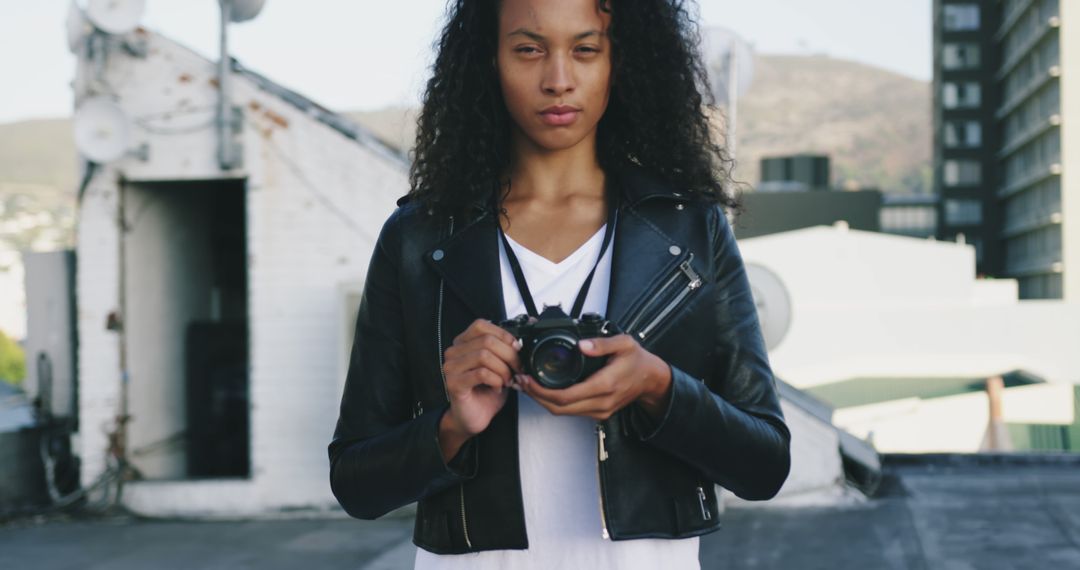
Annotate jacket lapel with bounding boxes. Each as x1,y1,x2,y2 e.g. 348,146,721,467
604,204,686,326
425,210,508,322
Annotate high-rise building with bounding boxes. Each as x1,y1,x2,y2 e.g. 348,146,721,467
934,0,1079,299
933,0,1002,277
995,0,1076,299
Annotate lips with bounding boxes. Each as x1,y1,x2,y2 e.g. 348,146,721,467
539,105,581,126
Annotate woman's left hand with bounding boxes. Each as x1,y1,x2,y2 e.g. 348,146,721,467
515,334,673,421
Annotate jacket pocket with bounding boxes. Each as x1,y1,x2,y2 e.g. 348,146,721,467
622,252,705,344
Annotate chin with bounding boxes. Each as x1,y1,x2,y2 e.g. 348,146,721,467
524,130,593,153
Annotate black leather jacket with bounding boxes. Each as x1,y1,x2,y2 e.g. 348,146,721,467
328,165,791,554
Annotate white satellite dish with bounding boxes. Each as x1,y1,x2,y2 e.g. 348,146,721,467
73,96,132,163
226,0,268,23
701,27,755,105
66,0,92,53
744,262,792,351
86,0,146,35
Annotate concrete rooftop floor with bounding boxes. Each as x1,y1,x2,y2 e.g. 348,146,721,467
3,456,1080,569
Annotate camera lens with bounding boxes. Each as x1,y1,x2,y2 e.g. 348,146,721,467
531,333,583,389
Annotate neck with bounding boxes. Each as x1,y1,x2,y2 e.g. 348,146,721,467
503,130,605,205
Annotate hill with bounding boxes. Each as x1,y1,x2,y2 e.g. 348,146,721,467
0,53,932,254
343,54,931,195
735,54,931,194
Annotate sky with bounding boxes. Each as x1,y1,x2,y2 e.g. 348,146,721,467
0,0,931,125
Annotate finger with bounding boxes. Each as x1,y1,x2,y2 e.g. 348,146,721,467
457,318,519,349
518,372,612,408
452,318,488,345
462,347,514,382
523,353,626,404
453,333,523,374
518,375,625,419
446,365,503,398
466,366,506,391
549,394,628,420
578,333,637,357
516,376,565,414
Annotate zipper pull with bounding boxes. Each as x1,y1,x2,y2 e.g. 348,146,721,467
696,486,712,520
679,258,703,290
596,424,609,462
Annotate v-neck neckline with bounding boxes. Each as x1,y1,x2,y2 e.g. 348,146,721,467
503,223,608,270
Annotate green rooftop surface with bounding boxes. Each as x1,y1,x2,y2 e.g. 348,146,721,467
804,371,1040,409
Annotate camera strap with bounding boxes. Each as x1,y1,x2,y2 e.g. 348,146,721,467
496,190,618,320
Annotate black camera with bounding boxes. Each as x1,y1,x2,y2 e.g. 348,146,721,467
499,305,622,390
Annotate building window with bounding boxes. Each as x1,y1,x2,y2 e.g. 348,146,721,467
944,4,980,31
943,43,981,69
880,206,938,235
944,120,982,148
944,159,983,186
945,199,983,225
943,82,982,108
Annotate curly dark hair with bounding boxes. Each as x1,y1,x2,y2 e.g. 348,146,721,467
407,0,743,220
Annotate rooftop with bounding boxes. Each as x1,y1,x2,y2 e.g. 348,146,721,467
3,454,1079,569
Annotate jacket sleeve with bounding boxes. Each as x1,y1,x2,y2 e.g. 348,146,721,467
328,208,478,520
629,203,791,500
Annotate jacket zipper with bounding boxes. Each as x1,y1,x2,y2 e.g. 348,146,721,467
625,253,703,340
435,215,472,549
595,423,610,539
696,485,712,521
623,263,684,333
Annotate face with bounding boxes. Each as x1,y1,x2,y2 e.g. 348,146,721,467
496,0,613,154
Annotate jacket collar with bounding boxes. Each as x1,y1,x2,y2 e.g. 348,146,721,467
424,165,689,326
611,164,692,207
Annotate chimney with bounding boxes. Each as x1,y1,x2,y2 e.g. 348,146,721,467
983,375,1013,452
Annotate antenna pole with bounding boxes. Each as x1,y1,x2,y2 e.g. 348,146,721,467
726,49,739,160
217,0,235,170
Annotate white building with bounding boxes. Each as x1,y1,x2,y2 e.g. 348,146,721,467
70,25,408,516
739,222,1080,453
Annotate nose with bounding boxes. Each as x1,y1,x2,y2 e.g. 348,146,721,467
541,53,575,96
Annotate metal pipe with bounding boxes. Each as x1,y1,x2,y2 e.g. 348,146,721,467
217,0,234,170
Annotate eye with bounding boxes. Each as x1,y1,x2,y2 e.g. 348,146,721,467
575,46,601,55
514,46,542,54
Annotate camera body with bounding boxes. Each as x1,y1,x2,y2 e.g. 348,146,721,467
499,305,622,390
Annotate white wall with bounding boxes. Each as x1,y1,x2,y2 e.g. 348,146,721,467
774,400,844,495
738,225,1080,388
76,31,408,515
76,166,124,491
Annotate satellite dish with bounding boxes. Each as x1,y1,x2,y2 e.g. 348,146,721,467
701,27,755,105
66,0,92,53
744,262,792,351
86,0,145,35
225,0,268,23
73,96,132,163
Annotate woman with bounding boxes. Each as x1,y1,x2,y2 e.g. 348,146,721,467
329,0,791,567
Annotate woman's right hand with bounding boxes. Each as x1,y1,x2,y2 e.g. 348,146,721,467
438,318,523,461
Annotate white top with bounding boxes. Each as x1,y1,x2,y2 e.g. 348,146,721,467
414,219,700,570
